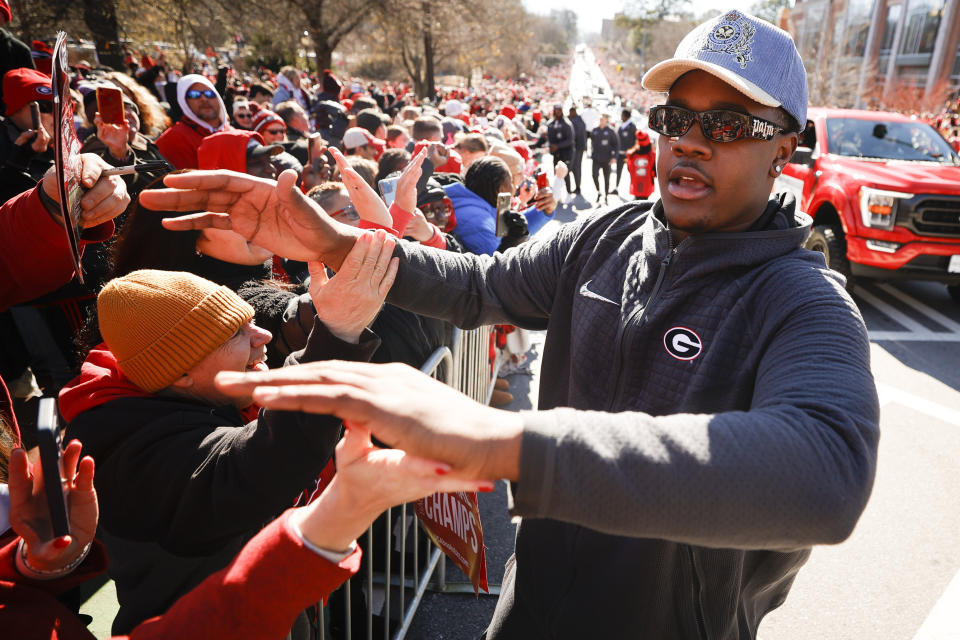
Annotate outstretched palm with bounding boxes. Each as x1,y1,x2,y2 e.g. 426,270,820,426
140,169,361,265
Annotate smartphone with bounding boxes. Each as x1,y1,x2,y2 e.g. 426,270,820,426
495,192,512,237
96,86,125,125
30,101,40,130
536,170,549,190
379,175,399,207
307,132,323,166
37,398,70,540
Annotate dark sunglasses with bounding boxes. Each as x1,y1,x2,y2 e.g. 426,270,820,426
235,112,252,119
264,127,286,135
420,201,449,220
185,88,217,100
36,100,54,114
648,104,787,142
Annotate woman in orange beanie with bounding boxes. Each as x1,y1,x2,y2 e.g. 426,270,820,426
59,232,399,637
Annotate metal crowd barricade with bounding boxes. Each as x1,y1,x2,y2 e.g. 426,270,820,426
315,324,501,640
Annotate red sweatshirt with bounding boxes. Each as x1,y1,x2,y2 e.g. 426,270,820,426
0,186,113,313
0,510,360,640
155,118,233,170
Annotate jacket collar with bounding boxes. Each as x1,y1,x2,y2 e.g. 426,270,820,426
646,192,812,281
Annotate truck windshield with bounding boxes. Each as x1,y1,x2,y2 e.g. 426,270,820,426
825,118,959,163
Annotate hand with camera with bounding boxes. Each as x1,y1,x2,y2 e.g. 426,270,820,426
94,112,132,162
497,210,529,252
8,440,98,577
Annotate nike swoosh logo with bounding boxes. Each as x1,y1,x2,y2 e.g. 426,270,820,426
579,280,619,306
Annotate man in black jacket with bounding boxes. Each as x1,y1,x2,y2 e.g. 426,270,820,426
546,103,574,192
568,106,586,195
614,107,636,194
144,12,879,639
589,112,619,204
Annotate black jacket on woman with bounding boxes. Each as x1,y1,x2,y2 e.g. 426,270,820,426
62,318,379,635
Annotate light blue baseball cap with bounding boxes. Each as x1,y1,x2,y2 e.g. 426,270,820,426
642,10,808,127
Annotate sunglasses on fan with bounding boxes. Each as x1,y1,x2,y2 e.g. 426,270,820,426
185,89,217,100
647,105,787,142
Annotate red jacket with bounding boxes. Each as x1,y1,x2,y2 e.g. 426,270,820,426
155,118,233,170
0,186,113,313
627,147,657,199
0,510,360,640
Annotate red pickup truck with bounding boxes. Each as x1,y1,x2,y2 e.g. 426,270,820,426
777,107,960,302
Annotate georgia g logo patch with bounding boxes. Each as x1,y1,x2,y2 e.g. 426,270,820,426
663,327,703,361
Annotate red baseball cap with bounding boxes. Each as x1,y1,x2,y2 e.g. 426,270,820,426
3,67,53,116
0,0,11,23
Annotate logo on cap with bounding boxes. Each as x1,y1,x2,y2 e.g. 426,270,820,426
37,86,53,95
701,10,756,69
664,327,703,361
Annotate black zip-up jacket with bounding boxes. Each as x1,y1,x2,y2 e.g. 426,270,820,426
617,119,637,157
63,319,379,635
386,195,879,639
590,125,619,164
547,117,574,160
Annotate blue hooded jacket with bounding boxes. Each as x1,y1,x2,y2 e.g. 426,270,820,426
443,182,552,255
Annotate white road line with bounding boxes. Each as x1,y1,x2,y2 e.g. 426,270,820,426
876,382,960,427
876,283,960,333
869,331,960,342
912,569,960,640
855,286,930,333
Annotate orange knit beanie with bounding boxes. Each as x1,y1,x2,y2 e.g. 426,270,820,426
98,269,255,392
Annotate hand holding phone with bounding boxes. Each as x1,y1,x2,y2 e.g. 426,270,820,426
495,192,512,237
6,403,99,574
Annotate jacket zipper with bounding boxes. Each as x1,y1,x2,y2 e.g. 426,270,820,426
687,546,709,640
607,237,683,410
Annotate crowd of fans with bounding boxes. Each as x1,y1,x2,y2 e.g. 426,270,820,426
0,3,672,637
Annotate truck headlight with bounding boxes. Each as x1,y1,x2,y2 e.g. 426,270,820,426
859,187,912,230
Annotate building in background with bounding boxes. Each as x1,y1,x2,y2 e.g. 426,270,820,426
788,0,960,111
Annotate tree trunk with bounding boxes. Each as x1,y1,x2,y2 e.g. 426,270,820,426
80,0,124,70
311,34,334,72
422,1,436,100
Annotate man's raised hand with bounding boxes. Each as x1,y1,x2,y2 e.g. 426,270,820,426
139,168,361,268
214,360,523,482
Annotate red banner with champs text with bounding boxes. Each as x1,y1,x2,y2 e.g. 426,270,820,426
414,491,488,595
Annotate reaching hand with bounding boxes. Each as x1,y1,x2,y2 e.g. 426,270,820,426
403,208,434,242
8,440,98,573
94,112,131,161
292,424,495,551
329,147,392,227
40,153,131,228
425,142,448,169
14,125,50,154
307,230,398,343
214,360,523,481
533,187,557,215
142,169,361,268
394,148,427,216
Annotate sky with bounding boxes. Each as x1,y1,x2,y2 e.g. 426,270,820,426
522,0,766,36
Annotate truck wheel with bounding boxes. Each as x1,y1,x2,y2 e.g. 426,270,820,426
948,284,960,304
805,225,852,282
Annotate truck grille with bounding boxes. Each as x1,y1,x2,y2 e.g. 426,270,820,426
896,196,960,238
